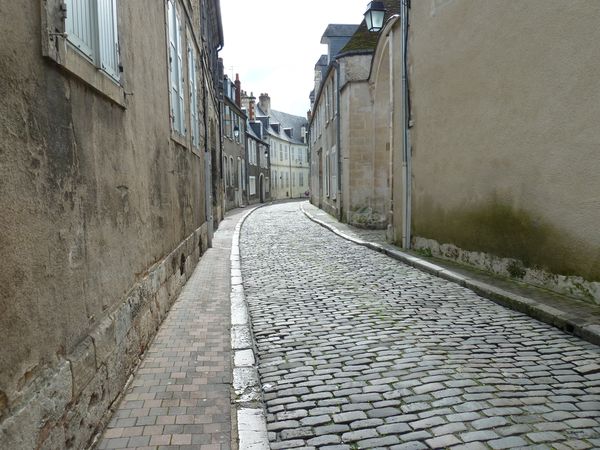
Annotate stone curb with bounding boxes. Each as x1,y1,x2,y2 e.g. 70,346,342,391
230,205,270,450
300,203,600,347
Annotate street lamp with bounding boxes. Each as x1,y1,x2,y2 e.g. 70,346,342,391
364,1,386,32
233,125,240,140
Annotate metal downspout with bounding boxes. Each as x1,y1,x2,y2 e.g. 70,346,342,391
401,0,412,249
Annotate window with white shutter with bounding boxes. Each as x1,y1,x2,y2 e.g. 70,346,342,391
168,0,185,134
188,42,199,147
331,145,337,200
324,150,330,197
65,0,120,82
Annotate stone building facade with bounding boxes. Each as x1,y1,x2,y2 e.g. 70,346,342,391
311,0,600,304
0,0,223,447
253,94,309,200
245,95,272,204
309,1,399,227
221,73,246,211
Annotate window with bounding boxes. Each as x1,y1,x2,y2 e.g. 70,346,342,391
188,42,199,147
325,85,329,122
238,157,242,189
259,145,266,168
241,159,246,189
285,172,289,188
234,114,240,143
292,172,296,187
265,178,270,193
229,156,234,187
65,0,120,81
333,76,338,116
324,150,330,197
331,146,337,200
222,155,227,185
273,170,277,188
279,143,283,162
223,105,231,138
249,176,256,195
299,172,304,186
167,0,185,134
249,140,257,165
298,148,303,164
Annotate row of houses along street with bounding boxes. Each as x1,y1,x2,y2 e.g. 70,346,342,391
1,0,600,449
0,0,309,447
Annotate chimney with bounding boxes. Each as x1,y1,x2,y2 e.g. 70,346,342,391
234,73,241,107
259,93,271,115
249,91,256,121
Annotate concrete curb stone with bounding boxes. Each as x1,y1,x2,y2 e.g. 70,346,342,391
230,204,270,450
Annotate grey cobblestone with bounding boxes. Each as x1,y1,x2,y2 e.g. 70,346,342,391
241,203,600,449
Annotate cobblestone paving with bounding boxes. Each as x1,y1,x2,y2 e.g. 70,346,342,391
240,203,600,450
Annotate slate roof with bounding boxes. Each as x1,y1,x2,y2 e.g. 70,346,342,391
320,24,360,44
247,121,268,145
255,104,308,145
315,54,328,69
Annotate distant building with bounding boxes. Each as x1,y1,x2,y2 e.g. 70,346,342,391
221,72,247,210
252,94,309,200
241,90,271,204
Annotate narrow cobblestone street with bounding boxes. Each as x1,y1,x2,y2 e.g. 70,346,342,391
240,202,600,450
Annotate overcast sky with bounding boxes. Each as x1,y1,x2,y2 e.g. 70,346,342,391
218,0,369,118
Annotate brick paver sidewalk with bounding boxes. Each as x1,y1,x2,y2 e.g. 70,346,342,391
97,209,248,450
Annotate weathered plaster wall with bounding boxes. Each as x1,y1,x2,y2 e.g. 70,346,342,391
0,0,213,447
406,0,600,301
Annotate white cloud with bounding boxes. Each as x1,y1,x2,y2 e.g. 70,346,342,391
219,0,369,117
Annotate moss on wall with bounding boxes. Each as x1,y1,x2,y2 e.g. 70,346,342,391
414,197,600,282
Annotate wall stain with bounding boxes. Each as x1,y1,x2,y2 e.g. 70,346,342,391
414,196,600,281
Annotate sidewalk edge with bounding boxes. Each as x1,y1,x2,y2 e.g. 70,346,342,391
230,205,270,450
300,203,600,347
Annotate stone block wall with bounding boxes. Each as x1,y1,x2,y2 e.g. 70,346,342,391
0,225,209,449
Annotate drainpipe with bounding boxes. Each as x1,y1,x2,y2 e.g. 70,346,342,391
401,0,412,249
334,60,343,221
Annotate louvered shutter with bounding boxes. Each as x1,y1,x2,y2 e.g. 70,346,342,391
175,14,185,134
97,0,120,80
65,0,95,60
188,45,199,146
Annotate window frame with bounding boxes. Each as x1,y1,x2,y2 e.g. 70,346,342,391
42,0,125,107
167,0,186,136
187,38,200,149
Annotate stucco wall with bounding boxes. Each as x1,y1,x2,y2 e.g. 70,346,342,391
406,0,600,298
0,0,214,446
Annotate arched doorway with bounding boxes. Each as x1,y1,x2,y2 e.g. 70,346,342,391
259,174,265,203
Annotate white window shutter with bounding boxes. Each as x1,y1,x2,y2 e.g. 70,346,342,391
97,0,120,80
65,0,95,60
176,16,185,134
188,46,198,145
331,147,337,200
